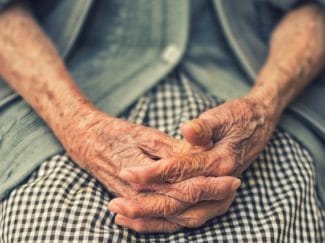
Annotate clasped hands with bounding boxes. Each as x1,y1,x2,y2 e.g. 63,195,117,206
62,96,276,233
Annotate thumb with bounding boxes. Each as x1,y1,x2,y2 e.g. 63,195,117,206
180,118,213,147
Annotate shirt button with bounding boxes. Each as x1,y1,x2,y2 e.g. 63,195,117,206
161,44,181,64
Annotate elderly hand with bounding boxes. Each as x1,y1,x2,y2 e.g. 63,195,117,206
109,177,239,233
60,107,177,196
119,96,277,183
60,107,241,233
110,96,277,233
111,191,237,233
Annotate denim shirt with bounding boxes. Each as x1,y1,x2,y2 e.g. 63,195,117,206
0,0,324,208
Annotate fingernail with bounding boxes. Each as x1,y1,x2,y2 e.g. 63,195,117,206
115,214,129,227
108,200,123,214
119,169,137,182
231,178,241,191
115,214,126,225
189,121,203,135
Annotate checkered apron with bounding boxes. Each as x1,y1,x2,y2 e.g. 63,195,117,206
1,71,324,242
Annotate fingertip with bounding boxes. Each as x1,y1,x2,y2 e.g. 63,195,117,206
181,121,202,140
231,178,241,191
181,120,211,147
115,214,128,226
109,198,141,219
180,122,195,143
181,121,201,135
108,198,124,214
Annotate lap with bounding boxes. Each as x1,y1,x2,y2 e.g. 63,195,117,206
1,73,324,242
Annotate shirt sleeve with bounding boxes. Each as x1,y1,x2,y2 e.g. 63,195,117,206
268,0,325,11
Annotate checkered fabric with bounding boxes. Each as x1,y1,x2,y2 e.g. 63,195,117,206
1,71,324,242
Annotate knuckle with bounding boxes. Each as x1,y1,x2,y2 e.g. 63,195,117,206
162,159,183,183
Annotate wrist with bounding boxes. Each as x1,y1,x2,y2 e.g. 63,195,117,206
54,104,115,150
247,61,295,121
46,91,108,139
245,83,282,123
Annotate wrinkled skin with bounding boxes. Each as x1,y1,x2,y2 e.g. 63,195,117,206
1,2,324,234
71,5,325,230
119,97,276,184
114,96,275,232
60,108,241,232
61,108,176,197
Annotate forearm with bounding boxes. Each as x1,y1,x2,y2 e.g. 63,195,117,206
248,4,325,118
0,3,98,138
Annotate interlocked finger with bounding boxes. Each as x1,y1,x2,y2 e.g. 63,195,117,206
168,192,236,228
115,215,183,233
119,144,237,184
108,176,240,218
114,193,237,232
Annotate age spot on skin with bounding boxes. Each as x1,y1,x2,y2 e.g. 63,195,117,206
45,90,54,100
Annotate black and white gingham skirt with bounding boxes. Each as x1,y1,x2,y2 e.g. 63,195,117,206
1,72,324,242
